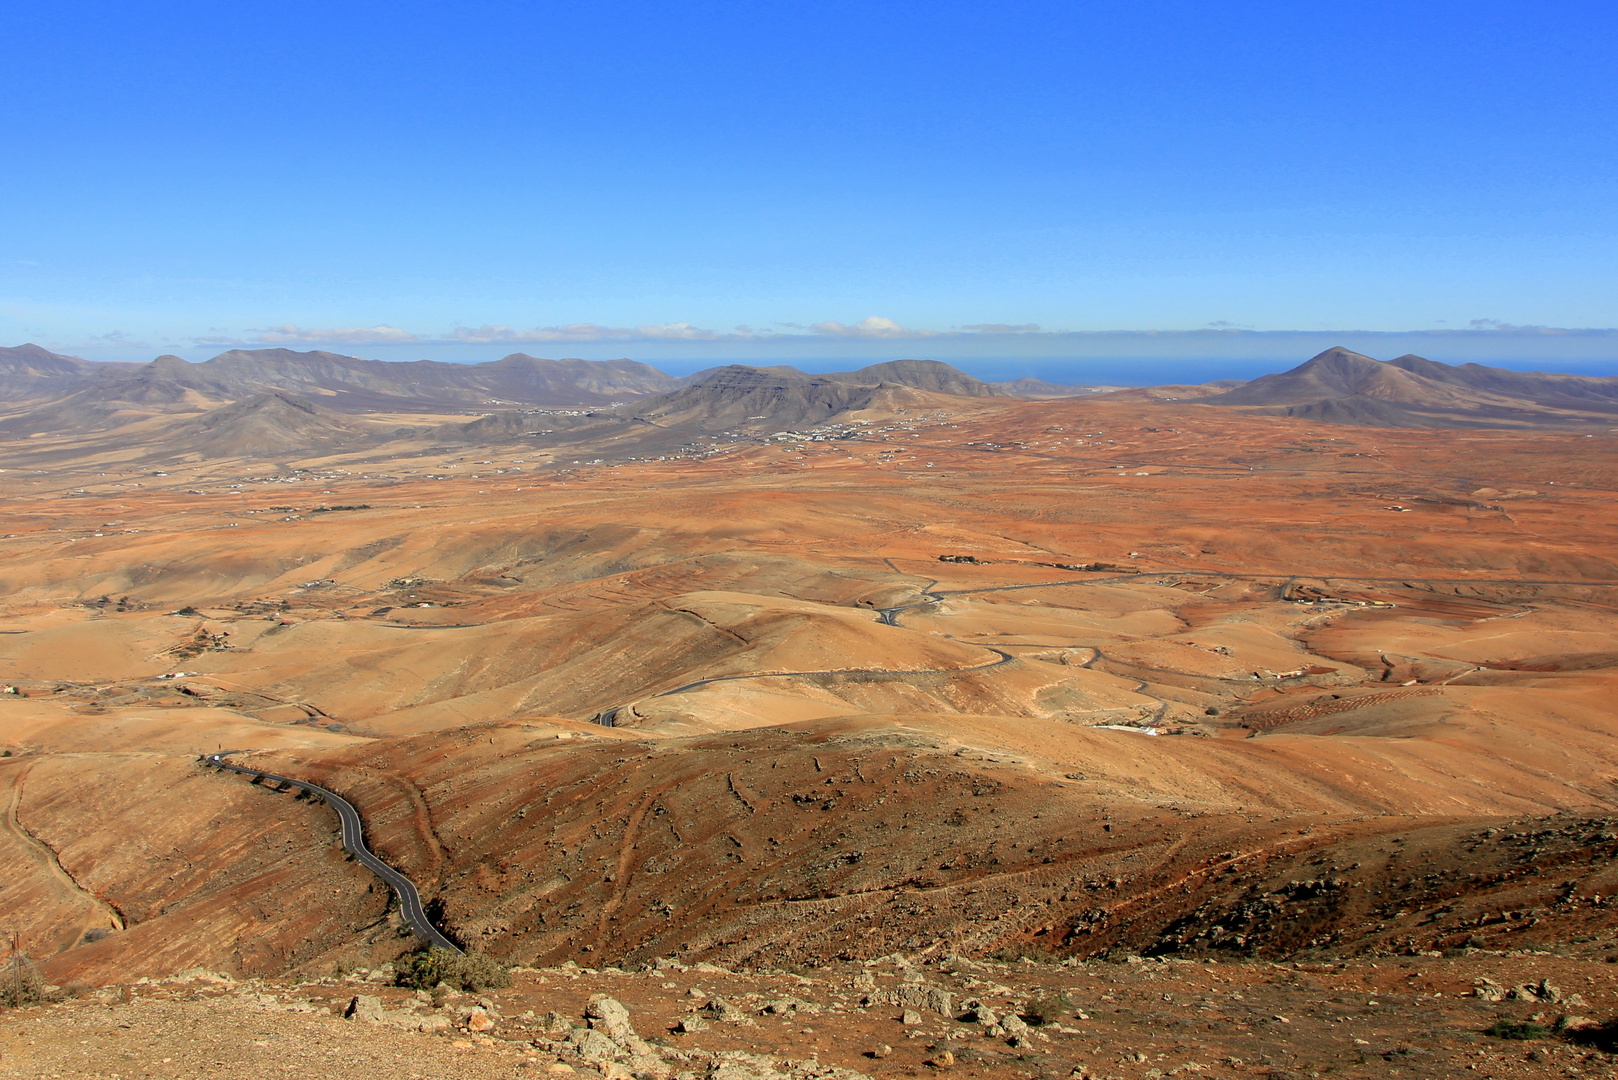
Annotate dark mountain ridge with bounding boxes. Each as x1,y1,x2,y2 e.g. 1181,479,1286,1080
633,364,954,431
73,349,680,411
1385,354,1618,410
9,343,1614,439
452,362,998,444
0,343,140,398
3,348,1028,417
1208,347,1618,427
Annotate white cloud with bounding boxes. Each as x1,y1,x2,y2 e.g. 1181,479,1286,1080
808,316,931,338
634,322,727,341
250,323,421,345
446,324,527,343
449,318,968,344
180,316,1014,350
85,330,152,348
1466,319,1568,334
449,322,739,343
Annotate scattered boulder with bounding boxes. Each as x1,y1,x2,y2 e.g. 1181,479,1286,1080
345,994,385,1022
1508,979,1562,1003
467,1007,497,1033
866,983,953,1016
901,1010,923,1026
538,1010,575,1034
700,1050,870,1080
587,996,636,1039
986,1014,1031,1044
344,992,445,1030
709,1057,781,1080
957,1000,998,1025
568,1026,621,1064
704,996,756,1025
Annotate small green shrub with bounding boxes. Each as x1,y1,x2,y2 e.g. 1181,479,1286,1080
1487,1019,1549,1040
396,947,510,992
396,948,448,990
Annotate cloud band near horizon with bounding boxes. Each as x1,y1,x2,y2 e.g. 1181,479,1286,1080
175,317,1618,350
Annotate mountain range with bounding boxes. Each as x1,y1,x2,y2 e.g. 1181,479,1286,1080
4,344,1616,458
1206,346,1618,426
0,346,678,414
0,346,1060,417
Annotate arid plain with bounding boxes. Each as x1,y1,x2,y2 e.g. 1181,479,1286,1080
3,348,1618,1079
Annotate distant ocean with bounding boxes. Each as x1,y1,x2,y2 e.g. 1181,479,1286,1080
138,329,1618,386
620,330,1618,386
649,353,1618,387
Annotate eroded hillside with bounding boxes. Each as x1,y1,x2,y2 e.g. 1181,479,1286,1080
0,394,1614,992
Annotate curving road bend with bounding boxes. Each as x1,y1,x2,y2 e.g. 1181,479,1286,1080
598,648,1016,727
204,752,462,955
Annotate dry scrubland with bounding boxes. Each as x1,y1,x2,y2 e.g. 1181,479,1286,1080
2,393,1618,1079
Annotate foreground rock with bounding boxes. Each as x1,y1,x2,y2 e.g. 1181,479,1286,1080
8,952,1618,1080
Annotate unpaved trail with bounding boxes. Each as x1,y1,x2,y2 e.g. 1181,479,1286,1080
2,761,124,946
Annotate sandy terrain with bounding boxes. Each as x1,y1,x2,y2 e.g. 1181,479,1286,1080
0,391,1616,1073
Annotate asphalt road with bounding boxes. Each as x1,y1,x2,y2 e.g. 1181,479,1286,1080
203,752,462,955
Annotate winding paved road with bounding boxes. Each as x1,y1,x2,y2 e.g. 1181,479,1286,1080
204,752,462,954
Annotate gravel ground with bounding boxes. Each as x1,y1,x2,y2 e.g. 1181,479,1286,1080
5,951,1618,1079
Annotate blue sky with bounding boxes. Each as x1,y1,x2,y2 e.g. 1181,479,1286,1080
3,0,1617,379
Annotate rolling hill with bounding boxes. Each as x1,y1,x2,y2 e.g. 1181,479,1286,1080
822,359,1008,397
167,392,371,457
